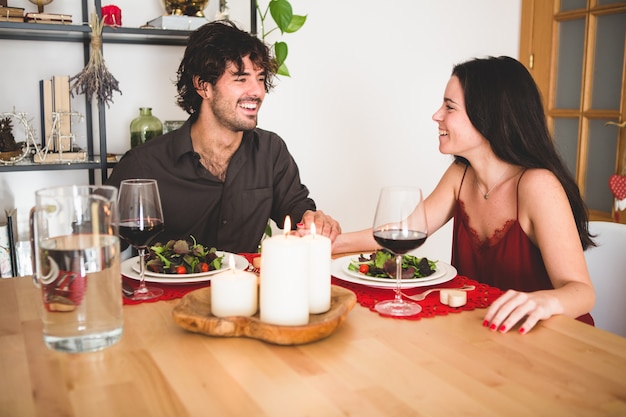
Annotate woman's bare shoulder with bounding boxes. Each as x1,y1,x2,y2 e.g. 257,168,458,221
519,168,569,215
441,159,469,180
519,168,563,194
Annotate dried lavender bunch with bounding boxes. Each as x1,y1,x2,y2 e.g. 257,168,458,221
70,12,122,107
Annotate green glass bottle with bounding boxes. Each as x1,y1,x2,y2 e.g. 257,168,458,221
130,107,163,148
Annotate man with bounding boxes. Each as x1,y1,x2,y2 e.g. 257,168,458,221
107,20,340,253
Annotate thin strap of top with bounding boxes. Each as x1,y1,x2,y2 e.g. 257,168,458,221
458,164,469,200
515,169,528,220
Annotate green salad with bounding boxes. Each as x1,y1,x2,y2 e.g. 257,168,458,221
145,236,223,275
348,249,437,280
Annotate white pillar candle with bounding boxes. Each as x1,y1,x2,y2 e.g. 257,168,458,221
302,223,331,314
260,216,310,326
211,255,258,317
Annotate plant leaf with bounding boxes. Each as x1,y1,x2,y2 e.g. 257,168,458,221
277,63,290,77
269,0,293,33
274,41,288,68
285,14,306,33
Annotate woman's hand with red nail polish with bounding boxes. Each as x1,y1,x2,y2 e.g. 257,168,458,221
483,289,561,334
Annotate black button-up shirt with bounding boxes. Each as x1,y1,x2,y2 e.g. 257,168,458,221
106,121,316,253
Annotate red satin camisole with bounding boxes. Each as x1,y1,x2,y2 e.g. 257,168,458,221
451,167,593,325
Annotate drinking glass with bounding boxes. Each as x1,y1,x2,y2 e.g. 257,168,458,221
372,186,428,316
29,185,123,352
117,179,165,301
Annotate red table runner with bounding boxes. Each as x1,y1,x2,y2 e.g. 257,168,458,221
123,253,504,320
330,275,503,320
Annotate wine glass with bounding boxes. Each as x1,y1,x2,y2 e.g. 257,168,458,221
372,186,428,316
117,179,165,301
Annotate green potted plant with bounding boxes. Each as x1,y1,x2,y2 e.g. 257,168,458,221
256,0,306,76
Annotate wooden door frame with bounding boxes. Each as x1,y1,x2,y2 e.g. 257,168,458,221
519,0,626,222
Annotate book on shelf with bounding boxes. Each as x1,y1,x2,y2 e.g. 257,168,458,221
25,12,72,24
147,15,208,31
39,79,53,149
0,6,24,18
0,16,23,22
39,75,73,152
52,75,71,152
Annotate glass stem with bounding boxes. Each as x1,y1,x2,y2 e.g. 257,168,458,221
136,247,148,295
394,254,403,302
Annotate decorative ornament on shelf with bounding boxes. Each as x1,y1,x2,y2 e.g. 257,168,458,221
0,116,22,162
130,107,163,148
215,0,229,20
609,174,626,221
70,12,122,108
0,110,86,165
0,110,41,165
256,0,306,77
101,4,122,27
28,0,53,13
161,0,210,17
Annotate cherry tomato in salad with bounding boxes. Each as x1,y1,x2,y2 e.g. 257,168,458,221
175,265,187,274
359,264,370,274
199,262,210,272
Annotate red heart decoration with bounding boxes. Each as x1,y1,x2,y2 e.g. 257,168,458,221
609,174,626,200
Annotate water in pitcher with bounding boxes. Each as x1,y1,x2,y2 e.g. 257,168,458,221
37,234,123,353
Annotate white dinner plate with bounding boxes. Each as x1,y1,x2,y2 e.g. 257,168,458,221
131,251,247,278
122,252,249,284
343,256,446,284
332,255,457,289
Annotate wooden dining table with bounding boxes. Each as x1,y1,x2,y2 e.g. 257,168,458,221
2,273,626,417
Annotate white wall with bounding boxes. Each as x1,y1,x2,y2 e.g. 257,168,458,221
0,0,521,264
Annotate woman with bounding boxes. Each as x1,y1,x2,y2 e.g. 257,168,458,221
334,56,595,334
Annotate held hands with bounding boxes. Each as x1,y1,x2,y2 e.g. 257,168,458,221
483,289,560,335
298,210,341,242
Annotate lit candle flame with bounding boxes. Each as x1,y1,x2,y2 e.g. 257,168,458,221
310,222,316,237
283,215,291,237
229,254,236,274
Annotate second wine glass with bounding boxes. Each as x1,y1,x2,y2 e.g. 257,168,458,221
117,179,165,301
372,186,428,316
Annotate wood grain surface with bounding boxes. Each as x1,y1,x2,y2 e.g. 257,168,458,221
2,276,626,417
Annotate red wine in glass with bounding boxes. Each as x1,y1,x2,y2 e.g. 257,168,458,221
119,220,164,249
117,179,165,301
373,230,427,254
372,186,428,316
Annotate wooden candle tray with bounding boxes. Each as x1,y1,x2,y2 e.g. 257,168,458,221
172,285,357,345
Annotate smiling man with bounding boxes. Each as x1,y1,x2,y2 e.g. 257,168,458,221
106,20,340,253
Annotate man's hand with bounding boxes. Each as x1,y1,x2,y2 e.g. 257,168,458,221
298,210,341,242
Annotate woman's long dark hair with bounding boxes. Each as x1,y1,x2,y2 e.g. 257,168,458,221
176,20,278,115
453,56,594,249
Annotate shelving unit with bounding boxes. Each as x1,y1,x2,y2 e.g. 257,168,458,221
0,0,191,184
0,0,257,184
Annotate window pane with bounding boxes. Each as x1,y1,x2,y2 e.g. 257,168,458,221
560,0,587,12
592,12,626,110
597,0,625,5
553,118,580,177
555,19,586,109
585,119,618,212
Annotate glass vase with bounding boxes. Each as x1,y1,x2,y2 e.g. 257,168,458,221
130,107,163,148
